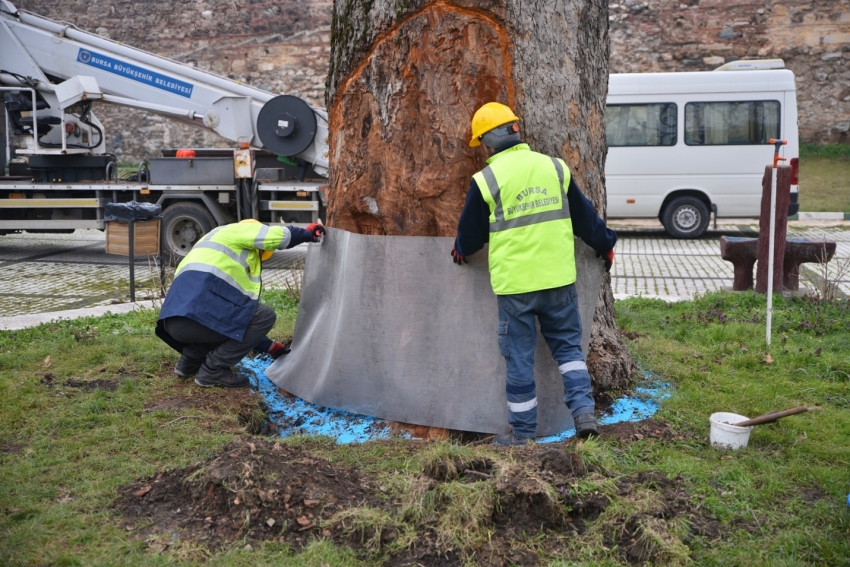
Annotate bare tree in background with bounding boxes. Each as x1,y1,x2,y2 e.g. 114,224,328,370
325,0,636,392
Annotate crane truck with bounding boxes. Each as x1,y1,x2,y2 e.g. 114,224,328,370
0,0,329,260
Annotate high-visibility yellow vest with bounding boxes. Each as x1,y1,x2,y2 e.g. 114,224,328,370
175,222,287,301
473,143,576,295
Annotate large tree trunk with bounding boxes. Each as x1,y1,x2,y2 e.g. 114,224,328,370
325,0,636,393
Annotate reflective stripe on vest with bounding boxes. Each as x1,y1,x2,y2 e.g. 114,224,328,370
176,262,261,301
190,240,261,284
174,222,285,300
477,156,571,232
473,144,577,295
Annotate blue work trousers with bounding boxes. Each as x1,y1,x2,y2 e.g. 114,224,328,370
496,283,595,439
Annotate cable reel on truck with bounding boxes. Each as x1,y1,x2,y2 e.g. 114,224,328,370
256,95,318,158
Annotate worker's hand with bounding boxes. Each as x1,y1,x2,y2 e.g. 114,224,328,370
604,249,615,272
306,222,325,241
451,246,467,266
268,340,291,359
286,226,315,248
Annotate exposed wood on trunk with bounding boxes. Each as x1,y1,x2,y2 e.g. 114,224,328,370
326,0,636,393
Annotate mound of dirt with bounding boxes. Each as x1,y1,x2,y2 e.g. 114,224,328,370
605,471,722,565
114,438,379,552
422,456,495,482
114,439,722,565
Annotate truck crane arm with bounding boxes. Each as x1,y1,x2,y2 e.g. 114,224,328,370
0,0,328,175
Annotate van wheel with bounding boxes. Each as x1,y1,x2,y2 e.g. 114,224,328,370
661,197,710,239
161,202,216,264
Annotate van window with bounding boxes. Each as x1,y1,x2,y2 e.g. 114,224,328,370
606,103,677,147
684,101,780,145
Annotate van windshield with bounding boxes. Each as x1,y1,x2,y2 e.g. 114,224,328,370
606,103,677,147
685,101,780,145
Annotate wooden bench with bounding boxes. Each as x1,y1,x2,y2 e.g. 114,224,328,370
783,239,837,290
719,236,759,291
720,236,837,291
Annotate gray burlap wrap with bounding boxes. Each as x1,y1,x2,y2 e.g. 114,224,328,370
265,228,604,436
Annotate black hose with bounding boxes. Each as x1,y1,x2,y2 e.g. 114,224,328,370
0,70,38,88
37,101,103,150
76,101,104,149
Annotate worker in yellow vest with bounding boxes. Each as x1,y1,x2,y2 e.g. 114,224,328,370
452,102,617,444
155,219,324,388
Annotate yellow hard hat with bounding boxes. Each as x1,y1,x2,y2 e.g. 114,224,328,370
240,219,274,261
469,102,519,147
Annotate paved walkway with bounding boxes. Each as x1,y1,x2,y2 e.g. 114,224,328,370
0,222,848,328
608,220,850,300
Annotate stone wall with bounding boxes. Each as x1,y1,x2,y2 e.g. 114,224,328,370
11,0,850,162
15,0,332,162
609,0,850,143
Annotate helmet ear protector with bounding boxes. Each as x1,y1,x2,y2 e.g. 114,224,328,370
479,122,521,149
479,122,519,141
498,123,520,135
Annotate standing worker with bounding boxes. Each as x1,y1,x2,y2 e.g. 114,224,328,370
155,219,324,388
451,102,617,445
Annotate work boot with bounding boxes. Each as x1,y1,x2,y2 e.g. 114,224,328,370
174,355,204,377
574,413,599,439
492,432,535,446
194,364,250,388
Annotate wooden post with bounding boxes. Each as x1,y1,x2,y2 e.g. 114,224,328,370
755,164,791,293
128,219,136,303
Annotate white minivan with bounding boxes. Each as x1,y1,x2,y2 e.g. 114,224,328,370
605,60,800,238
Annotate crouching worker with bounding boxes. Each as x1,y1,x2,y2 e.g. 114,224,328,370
155,219,324,388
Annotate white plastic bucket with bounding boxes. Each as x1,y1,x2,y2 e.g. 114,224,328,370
709,412,753,450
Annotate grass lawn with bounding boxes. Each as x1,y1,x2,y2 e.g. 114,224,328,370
1,290,849,565
799,144,850,213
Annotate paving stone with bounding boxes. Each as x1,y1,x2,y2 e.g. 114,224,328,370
0,230,309,316
612,223,850,299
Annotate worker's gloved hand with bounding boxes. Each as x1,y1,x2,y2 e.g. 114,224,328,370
287,226,315,247
268,340,291,359
604,249,615,272
451,245,467,265
306,223,325,241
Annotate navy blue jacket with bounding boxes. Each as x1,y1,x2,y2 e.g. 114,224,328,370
156,224,314,350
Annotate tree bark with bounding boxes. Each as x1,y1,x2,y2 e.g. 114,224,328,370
326,0,636,393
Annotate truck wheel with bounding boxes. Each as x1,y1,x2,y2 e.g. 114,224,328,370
661,196,710,239
161,202,216,263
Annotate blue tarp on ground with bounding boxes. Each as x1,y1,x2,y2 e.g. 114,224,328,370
243,356,669,444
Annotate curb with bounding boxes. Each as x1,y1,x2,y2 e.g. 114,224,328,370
613,293,688,303
0,301,158,331
788,212,850,221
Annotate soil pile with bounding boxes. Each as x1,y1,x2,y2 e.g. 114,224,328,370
114,438,379,552
115,437,721,565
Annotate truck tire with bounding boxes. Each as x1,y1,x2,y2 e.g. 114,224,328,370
161,202,216,263
661,196,710,239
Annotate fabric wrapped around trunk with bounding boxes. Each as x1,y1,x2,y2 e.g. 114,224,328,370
265,228,604,436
